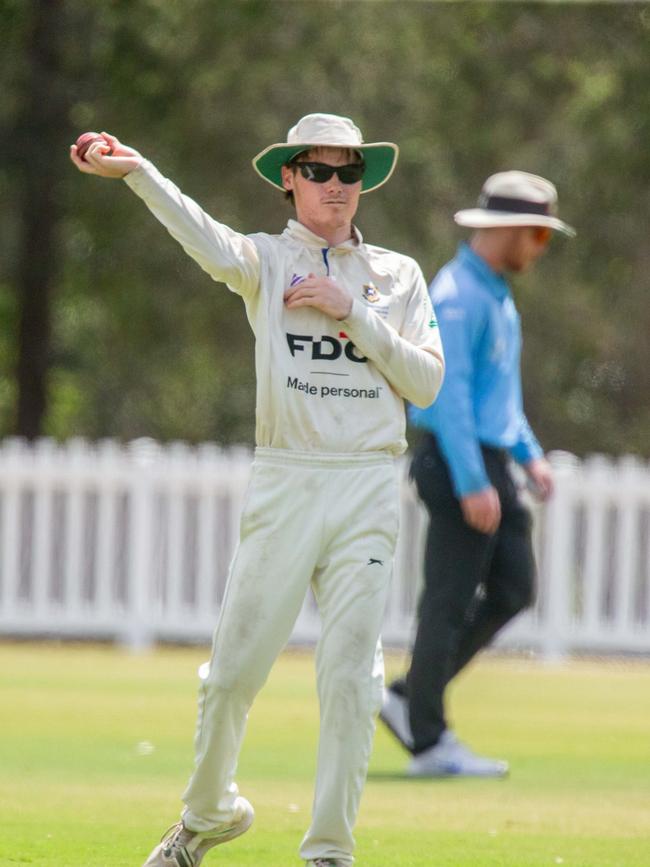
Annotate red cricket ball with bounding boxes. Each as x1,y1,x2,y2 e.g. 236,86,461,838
75,132,112,161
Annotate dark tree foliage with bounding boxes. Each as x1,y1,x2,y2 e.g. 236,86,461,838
1,1,649,455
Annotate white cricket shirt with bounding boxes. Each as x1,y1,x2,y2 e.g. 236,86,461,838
125,160,444,455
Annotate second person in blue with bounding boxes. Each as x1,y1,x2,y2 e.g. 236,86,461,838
380,171,575,777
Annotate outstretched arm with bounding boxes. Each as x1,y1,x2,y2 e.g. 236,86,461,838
70,132,260,298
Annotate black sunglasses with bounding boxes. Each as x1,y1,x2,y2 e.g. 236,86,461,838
293,161,365,185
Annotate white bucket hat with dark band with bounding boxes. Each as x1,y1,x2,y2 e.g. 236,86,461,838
252,113,399,194
454,170,576,237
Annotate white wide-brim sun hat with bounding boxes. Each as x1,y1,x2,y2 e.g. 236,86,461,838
252,113,399,194
454,170,576,237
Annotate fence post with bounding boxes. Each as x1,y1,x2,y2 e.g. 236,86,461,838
122,439,159,650
540,452,579,660
0,438,26,622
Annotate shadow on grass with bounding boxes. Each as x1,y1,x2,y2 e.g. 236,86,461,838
367,770,467,783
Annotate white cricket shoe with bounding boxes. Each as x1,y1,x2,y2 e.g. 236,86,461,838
142,796,254,866
378,687,414,751
407,730,508,778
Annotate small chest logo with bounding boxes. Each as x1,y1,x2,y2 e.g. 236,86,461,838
362,282,381,303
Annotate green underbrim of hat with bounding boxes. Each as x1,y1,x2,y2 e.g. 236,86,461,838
252,143,399,194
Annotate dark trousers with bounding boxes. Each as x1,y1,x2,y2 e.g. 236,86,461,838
391,434,536,754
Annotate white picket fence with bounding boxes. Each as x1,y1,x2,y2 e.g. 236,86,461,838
0,437,649,657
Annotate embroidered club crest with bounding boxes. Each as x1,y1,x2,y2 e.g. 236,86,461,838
362,283,380,303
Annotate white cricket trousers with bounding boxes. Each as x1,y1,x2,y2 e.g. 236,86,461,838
182,447,400,865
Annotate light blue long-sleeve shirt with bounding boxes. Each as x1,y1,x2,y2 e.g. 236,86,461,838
410,243,543,497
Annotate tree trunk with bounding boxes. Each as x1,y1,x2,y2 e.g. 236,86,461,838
14,0,68,438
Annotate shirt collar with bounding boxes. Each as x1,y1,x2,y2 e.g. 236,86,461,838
282,218,363,252
457,242,510,299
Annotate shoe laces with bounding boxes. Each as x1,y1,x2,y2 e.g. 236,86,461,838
313,860,339,866
160,822,195,856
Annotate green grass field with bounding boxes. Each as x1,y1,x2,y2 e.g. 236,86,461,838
1,643,649,867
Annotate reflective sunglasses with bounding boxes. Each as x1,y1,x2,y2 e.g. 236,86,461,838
532,226,552,244
293,161,365,185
